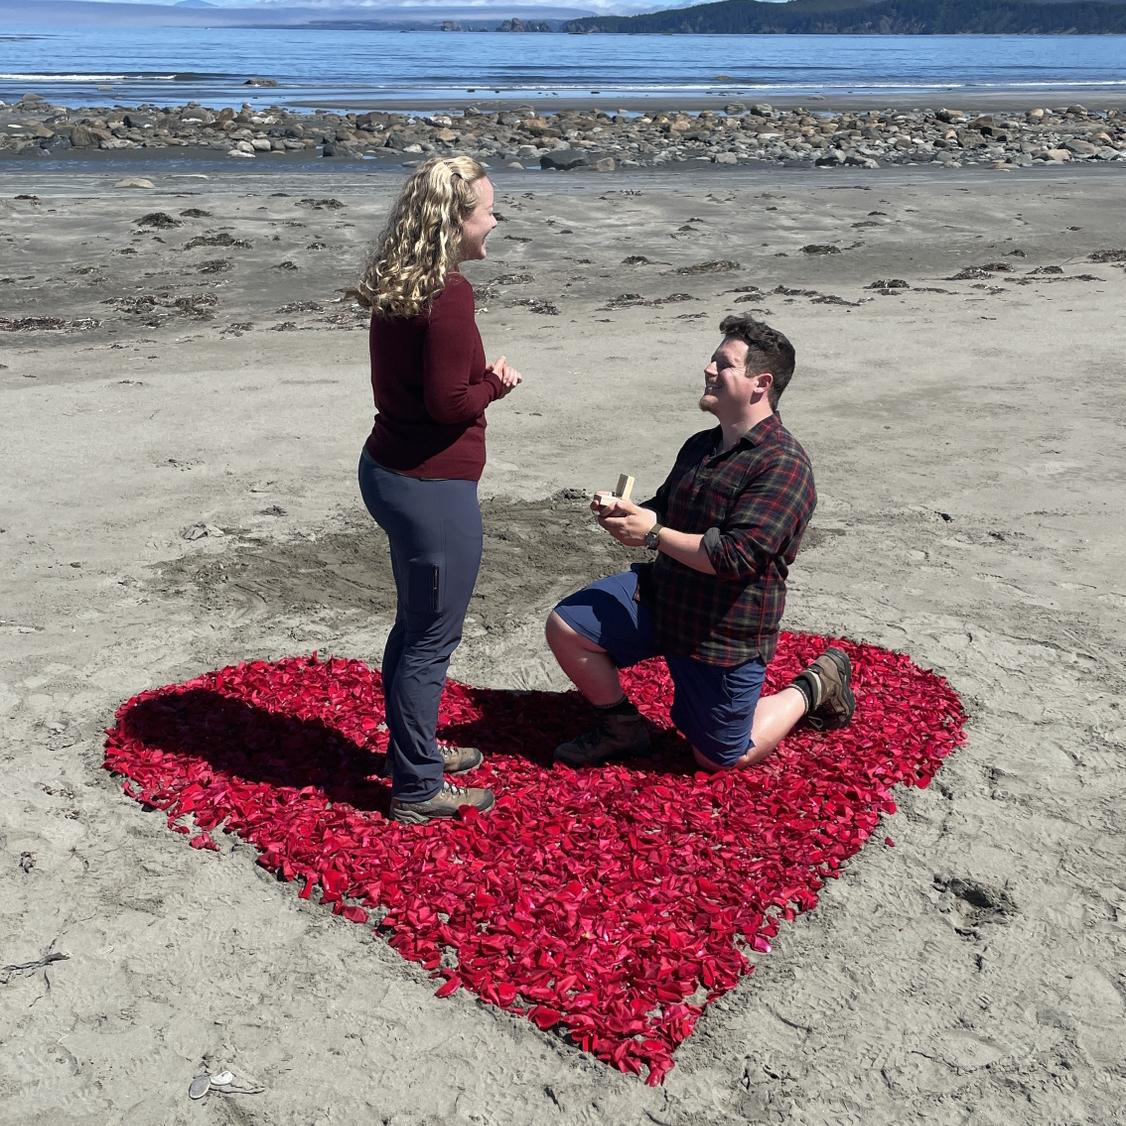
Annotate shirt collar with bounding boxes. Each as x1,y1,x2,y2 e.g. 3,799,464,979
745,413,782,446
711,413,782,454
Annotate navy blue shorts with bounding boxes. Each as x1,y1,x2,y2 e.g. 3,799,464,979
553,566,767,767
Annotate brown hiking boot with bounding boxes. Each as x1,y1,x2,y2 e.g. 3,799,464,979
797,647,856,731
554,711,650,768
439,744,483,774
380,743,481,778
389,781,495,825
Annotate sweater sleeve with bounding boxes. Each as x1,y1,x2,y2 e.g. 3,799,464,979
421,276,501,425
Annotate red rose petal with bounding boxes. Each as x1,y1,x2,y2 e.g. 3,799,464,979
529,1006,563,1031
435,975,461,998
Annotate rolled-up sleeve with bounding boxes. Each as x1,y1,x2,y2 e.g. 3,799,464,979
703,453,816,580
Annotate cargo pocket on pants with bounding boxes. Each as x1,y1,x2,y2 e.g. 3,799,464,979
407,562,441,614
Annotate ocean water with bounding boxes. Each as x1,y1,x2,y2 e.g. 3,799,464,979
2,27,1126,110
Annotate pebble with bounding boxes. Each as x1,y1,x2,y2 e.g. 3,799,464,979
0,100,1121,170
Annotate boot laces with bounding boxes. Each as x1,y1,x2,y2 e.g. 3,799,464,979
574,719,610,750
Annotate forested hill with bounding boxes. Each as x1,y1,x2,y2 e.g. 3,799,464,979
563,0,1126,34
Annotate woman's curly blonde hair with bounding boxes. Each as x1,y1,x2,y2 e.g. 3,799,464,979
357,155,487,318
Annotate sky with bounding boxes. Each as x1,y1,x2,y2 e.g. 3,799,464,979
60,0,789,10
68,0,701,7
33,0,743,17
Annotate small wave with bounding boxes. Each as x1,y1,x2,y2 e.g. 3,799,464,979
0,73,128,82
964,79,1126,88
0,71,249,83
727,79,1126,91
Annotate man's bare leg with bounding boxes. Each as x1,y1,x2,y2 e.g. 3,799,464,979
547,612,652,765
545,611,624,706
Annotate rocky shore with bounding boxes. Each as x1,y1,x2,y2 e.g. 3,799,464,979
3,94,1125,170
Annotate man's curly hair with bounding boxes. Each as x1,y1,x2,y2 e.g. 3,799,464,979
718,315,796,410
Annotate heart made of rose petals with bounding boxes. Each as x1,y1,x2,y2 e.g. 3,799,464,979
104,632,964,1085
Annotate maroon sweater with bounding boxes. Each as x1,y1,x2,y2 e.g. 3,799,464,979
364,272,504,481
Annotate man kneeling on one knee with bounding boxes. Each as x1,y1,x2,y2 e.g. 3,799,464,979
546,315,855,771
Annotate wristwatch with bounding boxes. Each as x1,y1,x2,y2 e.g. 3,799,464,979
643,523,663,551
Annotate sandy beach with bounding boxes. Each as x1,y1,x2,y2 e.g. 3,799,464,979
2,157,1125,1124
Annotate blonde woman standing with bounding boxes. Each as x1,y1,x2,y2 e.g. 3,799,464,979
357,156,521,825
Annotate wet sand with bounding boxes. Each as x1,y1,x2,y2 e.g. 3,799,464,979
293,87,1126,115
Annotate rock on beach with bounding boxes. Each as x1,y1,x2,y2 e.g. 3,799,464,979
1,99,1124,170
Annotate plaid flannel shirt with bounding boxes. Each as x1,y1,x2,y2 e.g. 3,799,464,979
640,415,816,667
